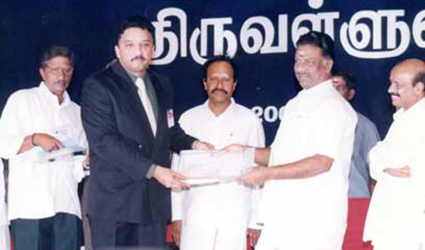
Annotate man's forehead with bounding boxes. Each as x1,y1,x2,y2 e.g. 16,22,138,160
296,44,322,55
120,28,153,41
45,56,71,65
332,76,345,84
390,66,416,81
208,61,234,73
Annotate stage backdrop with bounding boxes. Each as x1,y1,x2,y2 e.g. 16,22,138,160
1,0,425,144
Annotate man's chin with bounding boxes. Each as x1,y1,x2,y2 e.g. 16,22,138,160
391,100,401,108
210,97,230,104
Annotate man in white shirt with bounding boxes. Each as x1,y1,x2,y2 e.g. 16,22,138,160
171,55,265,250
0,46,87,250
230,31,357,250
332,71,380,197
363,59,425,250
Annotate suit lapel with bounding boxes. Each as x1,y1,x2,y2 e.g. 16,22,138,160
111,62,155,141
148,71,167,138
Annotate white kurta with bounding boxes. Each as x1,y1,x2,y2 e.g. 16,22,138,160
0,82,87,220
256,80,357,250
0,160,10,250
363,98,425,250
172,99,265,250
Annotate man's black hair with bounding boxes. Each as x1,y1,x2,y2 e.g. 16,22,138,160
40,45,74,68
117,15,155,44
296,31,334,60
202,55,238,82
333,70,356,90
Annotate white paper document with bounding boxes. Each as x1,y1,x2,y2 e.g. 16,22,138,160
174,150,253,186
37,138,86,163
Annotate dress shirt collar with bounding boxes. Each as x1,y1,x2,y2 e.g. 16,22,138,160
203,98,236,117
393,97,425,121
297,79,333,99
39,81,71,107
122,67,151,87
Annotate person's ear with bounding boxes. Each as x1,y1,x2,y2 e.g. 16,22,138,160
414,81,425,96
324,58,333,73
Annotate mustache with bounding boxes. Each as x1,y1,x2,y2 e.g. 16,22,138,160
131,55,146,62
212,89,228,95
55,80,67,85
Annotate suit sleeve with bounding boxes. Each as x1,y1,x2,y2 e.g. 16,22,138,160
170,122,196,153
161,75,196,153
81,76,153,181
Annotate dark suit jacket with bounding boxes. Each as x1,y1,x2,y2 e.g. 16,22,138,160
81,61,195,224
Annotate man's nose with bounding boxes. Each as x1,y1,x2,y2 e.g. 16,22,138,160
216,79,224,88
388,83,396,94
294,62,304,74
57,69,66,79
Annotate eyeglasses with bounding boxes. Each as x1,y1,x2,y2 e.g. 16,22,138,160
44,65,74,75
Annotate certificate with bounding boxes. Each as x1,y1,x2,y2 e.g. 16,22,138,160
174,150,252,186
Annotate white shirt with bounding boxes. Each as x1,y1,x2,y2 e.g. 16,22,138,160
257,80,357,250
0,82,87,220
0,160,7,226
172,99,265,229
363,98,425,249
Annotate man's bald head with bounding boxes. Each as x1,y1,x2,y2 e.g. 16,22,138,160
389,58,425,110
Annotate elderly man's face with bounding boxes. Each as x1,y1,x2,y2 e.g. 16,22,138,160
39,56,73,98
294,44,333,89
203,61,236,105
115,27,154,78
388,65,423,110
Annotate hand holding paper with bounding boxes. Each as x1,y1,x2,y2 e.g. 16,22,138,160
174,150,253,186
239,166,270,186
37,138,86,163
33,133,64,152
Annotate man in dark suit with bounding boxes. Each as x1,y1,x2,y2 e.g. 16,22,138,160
81,16,212,250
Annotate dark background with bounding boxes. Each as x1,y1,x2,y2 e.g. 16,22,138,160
1,0,424,144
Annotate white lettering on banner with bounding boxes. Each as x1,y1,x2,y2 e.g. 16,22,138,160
188,18,237,65
292,12,340,46
151,6,425,65
252,106,285,123
340,10,410,59
309,0,324,10
152,8,187,65
240,15,288,54
200,18,237,64
413,10,425,48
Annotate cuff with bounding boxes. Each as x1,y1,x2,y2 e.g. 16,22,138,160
191,140,198,149
146,164,158,179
